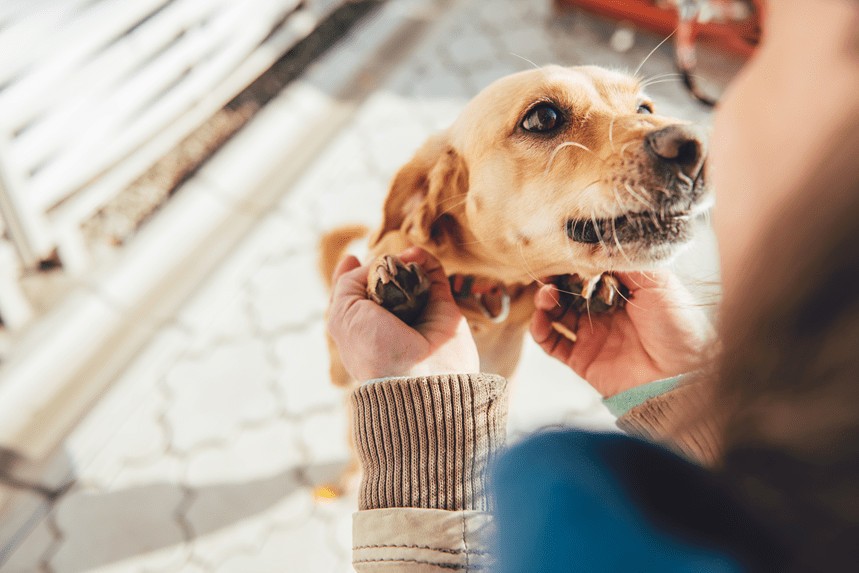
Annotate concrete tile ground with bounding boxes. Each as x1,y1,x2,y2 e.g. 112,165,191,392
1,0,723,570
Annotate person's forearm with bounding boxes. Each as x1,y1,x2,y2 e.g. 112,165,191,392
350,373,508,572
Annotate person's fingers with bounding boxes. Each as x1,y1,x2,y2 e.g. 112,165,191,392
534,284,568,318
329,262,374,328
530,309,575,355
546,333,574,363
530,308,555,345
332,255,361,285
530,312,574,362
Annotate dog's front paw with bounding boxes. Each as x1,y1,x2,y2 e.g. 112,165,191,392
366,255,431,325
556,273,629,314
588,273,630,313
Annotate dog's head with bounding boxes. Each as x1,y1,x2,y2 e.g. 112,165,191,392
372,65,712,282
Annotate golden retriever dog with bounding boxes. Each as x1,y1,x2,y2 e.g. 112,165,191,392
322,64,710,390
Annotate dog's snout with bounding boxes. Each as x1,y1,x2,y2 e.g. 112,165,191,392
646,125,707,179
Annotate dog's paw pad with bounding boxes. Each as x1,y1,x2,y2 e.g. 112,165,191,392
589,274,630,313
555,274,588,313
367,255,431,324
556,273,629,314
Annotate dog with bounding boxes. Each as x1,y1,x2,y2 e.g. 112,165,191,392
322,64,710,383
317,65,710,496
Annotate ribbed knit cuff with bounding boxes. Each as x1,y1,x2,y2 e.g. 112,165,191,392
616,380,721,466
351,373,508,512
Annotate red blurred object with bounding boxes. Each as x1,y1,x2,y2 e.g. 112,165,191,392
555,0,761,57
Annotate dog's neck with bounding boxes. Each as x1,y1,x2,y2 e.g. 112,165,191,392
448,272,521,323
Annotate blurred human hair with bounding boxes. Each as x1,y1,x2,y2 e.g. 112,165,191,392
711,110,859,570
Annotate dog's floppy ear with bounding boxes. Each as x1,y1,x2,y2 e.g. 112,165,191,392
369,133,469,248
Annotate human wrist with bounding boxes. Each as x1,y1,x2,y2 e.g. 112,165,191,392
351,373,508,511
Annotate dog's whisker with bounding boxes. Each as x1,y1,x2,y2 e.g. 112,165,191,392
676,171,694,190
640,79,686,89
656,186,673,198
645,203,662,230
641,73,707,89
607,184,636,265
516,242,562,306
429,197,470,227
608,116,617,153
634,28,677,77
623,183,654,211
554,287,587,299
637,185,665,224
433,192,470,207
584,296,594,333
619,141,636,159
545,141,598,176
622,273,648,292
640,72,685,85
611,281,645,311
609,184,627,212
640,269,659,283
509,52,542,70
590,209,609,255
610,212,633,266
516,242,546,286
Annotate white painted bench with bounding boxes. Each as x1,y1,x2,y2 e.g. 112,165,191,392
0,0,348,331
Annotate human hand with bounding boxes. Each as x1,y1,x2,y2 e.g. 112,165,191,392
327,247,479,382
530,271,713,397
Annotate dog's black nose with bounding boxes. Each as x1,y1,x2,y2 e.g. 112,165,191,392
646,125,707,179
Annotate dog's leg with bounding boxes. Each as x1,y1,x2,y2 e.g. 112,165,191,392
470,284,539,378
326,333,352,389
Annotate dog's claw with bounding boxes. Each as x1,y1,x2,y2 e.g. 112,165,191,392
556,273,629,314
367,255,431,324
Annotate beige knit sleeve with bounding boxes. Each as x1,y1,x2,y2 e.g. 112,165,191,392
615,380,721,465
351,373,508,511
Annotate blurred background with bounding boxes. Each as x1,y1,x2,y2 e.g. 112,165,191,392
0,0,753,571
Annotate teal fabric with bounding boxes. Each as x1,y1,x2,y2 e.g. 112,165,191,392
603,375,685,417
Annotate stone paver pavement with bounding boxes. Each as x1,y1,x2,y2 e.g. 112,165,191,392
1,0,722,570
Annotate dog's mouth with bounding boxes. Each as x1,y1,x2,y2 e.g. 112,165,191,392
566,209,698,246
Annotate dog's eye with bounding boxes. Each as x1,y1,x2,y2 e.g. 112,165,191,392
637,103,654,114
522,104,563,133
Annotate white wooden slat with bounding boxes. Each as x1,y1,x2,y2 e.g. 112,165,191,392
0,0,174,130
25,11,250,203
51,7,324,231
0,139,54,265
0,0,58,29
0,0,93,48
0,0,347,279
30,0,303,209
12,0,235,172
0,0,170,89
0,241,33,329
0,0,125,86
